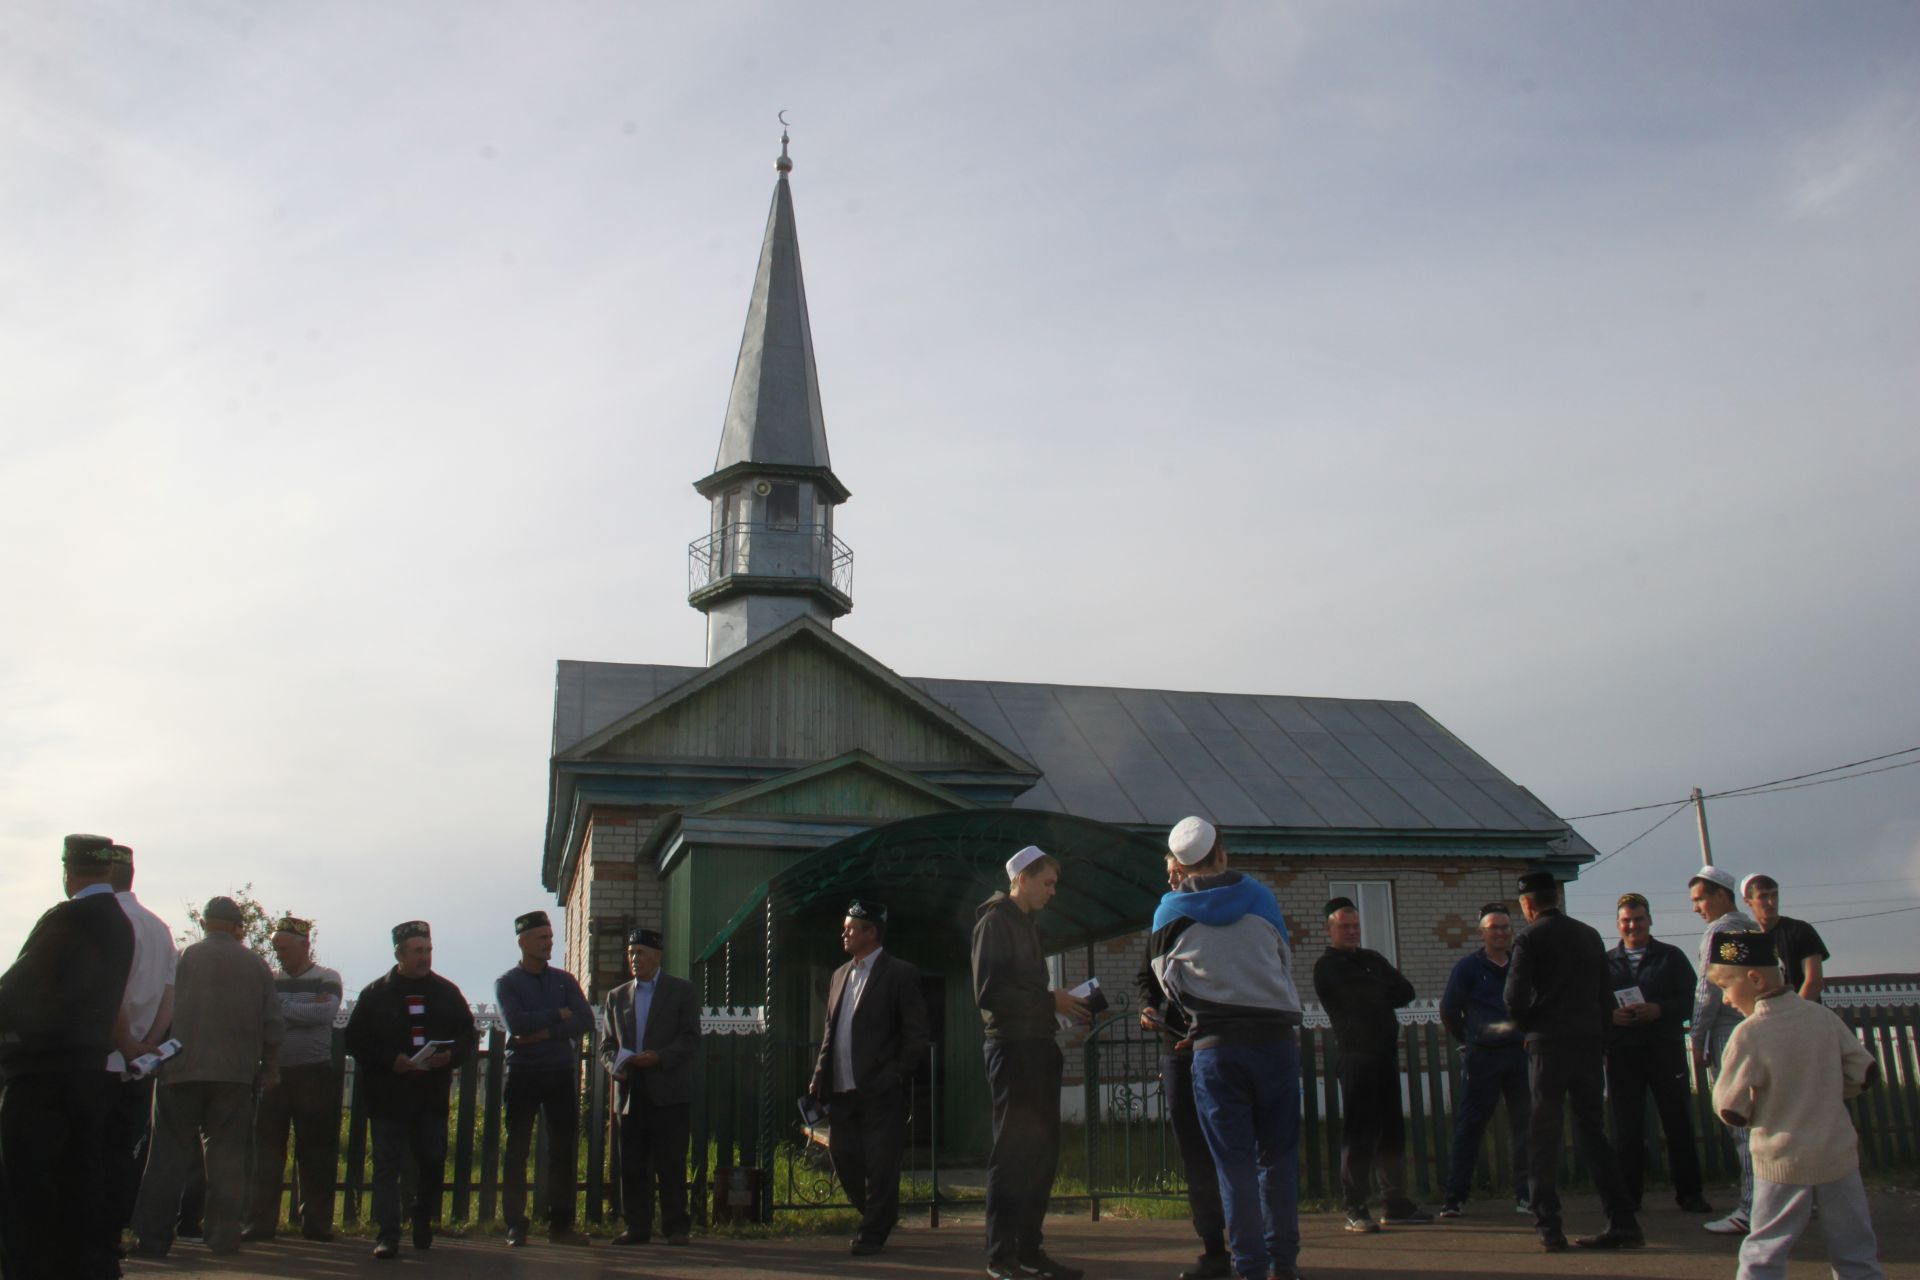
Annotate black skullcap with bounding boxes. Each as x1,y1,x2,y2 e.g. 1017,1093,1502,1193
1710,930,1776,969
62,833,116,866
202,896,245,925
626,927,663,951
1324,896,1358,918
1479,902,1510,918
514,910,551,935
392,920,431,946
106,844,134,865
846,899,887,925
1516,871,1559,899
274,915,313,937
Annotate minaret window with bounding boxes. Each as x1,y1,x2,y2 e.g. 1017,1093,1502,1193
767,482,800,531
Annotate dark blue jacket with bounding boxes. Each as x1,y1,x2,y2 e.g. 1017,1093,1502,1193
1602,937,1695,1050
1440,948,1520,1049
496,964,593,1071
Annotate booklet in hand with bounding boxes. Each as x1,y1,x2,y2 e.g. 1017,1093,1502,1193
798,1094,825,1127
128,1038,183,1079
1056,976,1111,1027
408,1039,455,1068
1614,986,1647,1008
610,1048,638,1076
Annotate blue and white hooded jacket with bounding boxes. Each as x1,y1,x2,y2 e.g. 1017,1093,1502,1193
1148,870,1303,1049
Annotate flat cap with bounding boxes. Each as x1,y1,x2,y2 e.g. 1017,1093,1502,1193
392,920,431,945
202,896,245,925
1710,930,1776,968
514,910,551,935
1689,865,1737,896
1167,817,1218,867
626,927,664,950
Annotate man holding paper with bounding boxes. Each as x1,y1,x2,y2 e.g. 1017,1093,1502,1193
1604,892,1710,1215
599,927,699,1246
343,920,477,1259
807,900,928,1258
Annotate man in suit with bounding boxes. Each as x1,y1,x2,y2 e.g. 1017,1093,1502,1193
807,900,929,1258
1604,892,1711,1215
1505,871,1641,1253
0,834,137,1280
600,927,700,1246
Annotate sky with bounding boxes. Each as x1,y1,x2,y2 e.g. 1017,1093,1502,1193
4,2,1917,1003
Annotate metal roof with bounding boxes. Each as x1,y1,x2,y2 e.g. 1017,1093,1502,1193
553,659,1592,850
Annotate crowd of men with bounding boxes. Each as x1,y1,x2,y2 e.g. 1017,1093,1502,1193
0,828,1888,1280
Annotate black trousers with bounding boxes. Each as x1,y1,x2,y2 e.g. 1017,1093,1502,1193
827,1086,909,1245
104,1075,157,1237
503,1068,579,1230
1606,1038,1703,1205
369,1108,448,1243
616,1102,690,1239
1527,1045,1635,1236
0,1071,122,1280
983,1038,1063,1266
251,1062,341,1235
1161,1053,1226,1254
1336,1049,1414,1215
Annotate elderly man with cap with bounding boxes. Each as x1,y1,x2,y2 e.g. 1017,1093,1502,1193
131,894,284,1259
808,899,929,1258
0,834,137,1280
343,920,477,1259
495,908,593,1248
600,926,700,1246
972,845,1090,1280
1504,870,1641,1252
1741,874,1828,1003
247,915,343,1242
102,844,179,1252
1149,817,1305,1280
1689,864,1758,1235
1314,895,1429,1234
1436,902,1530,1219
1604,892,1711,1216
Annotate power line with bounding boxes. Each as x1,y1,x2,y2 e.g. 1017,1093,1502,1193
1805,904,1920,926
1711,757,1920,800
1585,802,1690,870
1564,745,1920,820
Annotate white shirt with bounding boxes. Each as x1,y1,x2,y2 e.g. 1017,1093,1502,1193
110,890,179,1073
832,948,882,1093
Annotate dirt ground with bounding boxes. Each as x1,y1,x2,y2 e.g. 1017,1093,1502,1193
123,1191,1920,1279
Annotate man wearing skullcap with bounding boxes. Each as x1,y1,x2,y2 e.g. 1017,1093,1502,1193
343,921,477,1259
1314,895,1429,1233
808,899,929,1257
599,927,699,1246
1505,870,1641,1252
496,909,593,1247
1604,893,1711,1216
247,915,344,1242
0,834,136,1280
1149,817,1304,1280
1740,875,1829,1003
1136,844,1229,1280
1688,864,1757,1235
972,846,1089,1280
1705,931,1886,1280
131,895,284,1258
102,845,179,1252
1437,903,1530,1218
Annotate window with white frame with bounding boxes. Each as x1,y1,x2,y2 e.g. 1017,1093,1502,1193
1326,879,1397,965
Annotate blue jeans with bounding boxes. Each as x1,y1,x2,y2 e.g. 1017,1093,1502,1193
1191,1039,1301,1280
1444,1043,1530,1204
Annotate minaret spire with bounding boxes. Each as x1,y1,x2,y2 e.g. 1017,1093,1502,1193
687,120,853,665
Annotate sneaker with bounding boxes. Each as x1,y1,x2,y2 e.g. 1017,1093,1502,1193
1575,1227,1645,1249
411,1219,433,1250
505,1223,527,1248
1704,1213,1750,1235
1515,1198,1533,1215
1179,1253,1233,1280
850,1238,884,1257
372,1239,398,1260
1435,1201,1464,1219
610,1231,648,1246
1019,1252,1086,1280
1381,1206,1433,1226
1343,1209,1381,1234
1676,1194,1714,1214
987,1263,1023,1280
1540,1230,1569,1252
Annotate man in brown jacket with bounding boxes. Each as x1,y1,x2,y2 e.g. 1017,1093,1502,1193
131,897,282,1258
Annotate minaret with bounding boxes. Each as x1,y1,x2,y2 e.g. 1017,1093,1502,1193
688,125,853,665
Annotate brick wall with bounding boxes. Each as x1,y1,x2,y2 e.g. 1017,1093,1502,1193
561,806,667,1002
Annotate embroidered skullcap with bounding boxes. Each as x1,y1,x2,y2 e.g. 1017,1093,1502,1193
392,920,431,945
1516,871,1559,899
202,896,245,925
514,909,551,935
1167,817,1218,867
61,833,116,867
626,927,664,950
1616,893,1649,912
1688,865,1737,896
1739,873,1777,900
1324,896,1358,918
274,915,313,937
1005,846,1049,879
1710,930,1776,969
846,899,887,925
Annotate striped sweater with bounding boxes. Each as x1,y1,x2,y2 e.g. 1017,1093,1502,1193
274,963,343,1068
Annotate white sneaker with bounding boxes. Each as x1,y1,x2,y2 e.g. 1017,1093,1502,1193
1703,1213,1750,1235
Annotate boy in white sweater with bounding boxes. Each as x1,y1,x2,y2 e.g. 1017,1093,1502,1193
1706,930,1883,1280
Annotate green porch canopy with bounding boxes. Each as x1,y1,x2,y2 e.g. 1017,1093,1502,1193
696,809,1171,965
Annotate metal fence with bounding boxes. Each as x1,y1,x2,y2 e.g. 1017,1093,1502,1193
273,992,1920,1229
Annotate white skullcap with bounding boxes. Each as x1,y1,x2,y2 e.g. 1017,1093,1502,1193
1738,873,1775,900
1005,845,1049,880
1689,865,1737,895
1167,816,1218,867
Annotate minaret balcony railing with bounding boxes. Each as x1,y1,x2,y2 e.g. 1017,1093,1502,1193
688,522,853,597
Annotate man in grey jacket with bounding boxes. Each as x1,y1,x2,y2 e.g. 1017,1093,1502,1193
1689,865,1757,1235
132,897,282,1258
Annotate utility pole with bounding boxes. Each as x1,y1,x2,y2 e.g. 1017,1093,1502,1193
1691,787,1715,867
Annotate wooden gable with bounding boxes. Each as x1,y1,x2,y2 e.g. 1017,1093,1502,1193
691,751,975,823
571,619,1036,773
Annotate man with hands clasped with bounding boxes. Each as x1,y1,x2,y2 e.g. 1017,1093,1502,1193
600,927,700,1247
